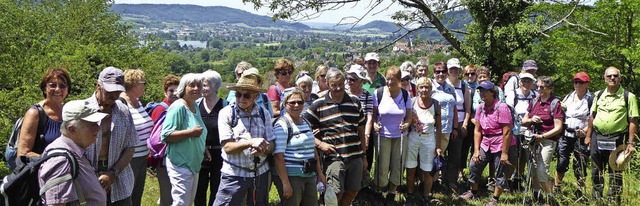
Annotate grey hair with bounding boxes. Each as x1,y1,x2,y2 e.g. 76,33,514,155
296,75,313,86
202,70,222,94
400,61,416,74
60,119,81,136
176,73,203,98
537,76,554,89
235,61,253,73
325,68,344,82
416,60,429,67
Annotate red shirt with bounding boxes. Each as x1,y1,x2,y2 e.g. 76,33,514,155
527,95,564,141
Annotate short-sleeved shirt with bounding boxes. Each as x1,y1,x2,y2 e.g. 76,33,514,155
161,100,208,173
431,90,456,134
273,118,316,177
39,136,106,206
506,89,538,120
218,103,274,177
267,82,292,103
373,88,412,138
362,72,386,94
592,87,639,135
563,91,592,137
357,90,374,115
126,100,153,158
150,98,171,123
303,92,366,159
527,95,565,141
227,91,274,117
476,100,517,153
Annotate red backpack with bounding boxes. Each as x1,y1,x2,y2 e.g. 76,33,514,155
500,72,519,90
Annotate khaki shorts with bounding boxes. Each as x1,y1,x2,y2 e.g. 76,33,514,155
325,157,363,194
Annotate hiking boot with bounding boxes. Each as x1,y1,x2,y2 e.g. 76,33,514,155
385,192,396,203
448,182,459,194
487,177,496,191
459,190,475,201
485,197,499,206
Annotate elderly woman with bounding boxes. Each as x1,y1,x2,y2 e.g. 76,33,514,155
405,77,442,204
373,66,413,201
522,76,564,203
273,89,327,206
214,73,275,206
161,73,209,206
16,68,70,162
472,66,505,111
400,61,416,82
294,74,317,116
312,65,329,94
268,58,295,118
445,58,472,186
401,71,416,97
119,69,154,206
194,70,226,206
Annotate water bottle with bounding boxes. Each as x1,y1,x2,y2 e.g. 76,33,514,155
316,181,325,193
324,186,338,206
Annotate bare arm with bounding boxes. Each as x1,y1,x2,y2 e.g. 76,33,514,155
163,126,202,143
585,114,594,146
628,117,637,143
541,119,564,139
463,88,472,132
521,112,532,127
17,108,42,157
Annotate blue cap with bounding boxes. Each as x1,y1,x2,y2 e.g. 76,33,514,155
478,81,495,90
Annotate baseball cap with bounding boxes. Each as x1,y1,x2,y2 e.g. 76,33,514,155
522,60,538,71
346,65,367,80
446,58,461,69
98,67,125,92
401,71,411,80
364,52,380,62
573,72,590,82
62,100,108,123
519,73,536,82
478,81,495,90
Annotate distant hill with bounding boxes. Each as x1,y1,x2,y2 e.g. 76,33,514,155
350,9,472,39
354,20,403,33
112,4,310,30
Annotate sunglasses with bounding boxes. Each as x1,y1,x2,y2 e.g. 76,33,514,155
537,85,547,90
434,70,447,74
465,73,476,77
573,81,587,84
402,78,411,82
236,72,243,77
347,77,358,83
318,74,327,78
606,74,620,79
287,100,304,106
167,89,176,93
47,82,68,89
236,92,253,99
278,71,292,76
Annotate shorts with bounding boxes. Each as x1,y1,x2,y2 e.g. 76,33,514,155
405,132,437,171
325,157,363,194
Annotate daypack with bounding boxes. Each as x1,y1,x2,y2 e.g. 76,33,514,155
375,87,410,108
478,100,519,135
271,116,305,145
512,90,538,108
146,102,170,160
5,104,47,171
500,72,519,91
0,148,81,206
145,101,169,116
230,103,266,128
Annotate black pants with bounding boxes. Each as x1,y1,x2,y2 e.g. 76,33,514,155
366,131,375,172
444,131,463,185
556,136,589,183
590,137,623,201
194,148,223,206
460,121,475,170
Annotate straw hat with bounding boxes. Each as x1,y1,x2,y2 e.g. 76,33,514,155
227,73,266,93
609,144,633,171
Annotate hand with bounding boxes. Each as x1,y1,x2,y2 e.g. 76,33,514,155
472,151,481,163
190,126,204,137
399,123,410,132
318,173,328,189
584,137,591,148
626,144,636,155
576,129,586,137
451,130,459,140
532,116,542,123
318,142,337,154
374,123,382,133
248,138,269,152
500,153,512,167
282,182,293,199
435,148,442,156
204,149,212,162
460,125,468,137
362,157,368,171
98,171,115,192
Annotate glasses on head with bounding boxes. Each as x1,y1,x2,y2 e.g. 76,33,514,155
606,74,620,79
434,70,447,74
465,73,476,77
138,81,146,85
236,92,253,99
286,100,304,106
278,71,292,76
47,82,68,89
573,81,587,85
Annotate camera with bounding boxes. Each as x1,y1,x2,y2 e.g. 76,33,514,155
303,158,317,173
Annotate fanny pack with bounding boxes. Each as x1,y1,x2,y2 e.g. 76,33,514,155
593,130,625,151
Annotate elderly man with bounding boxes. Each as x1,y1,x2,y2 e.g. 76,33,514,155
39,100,108,206
304,69,367,206
585,66,638,204
362,52,386,94
85,66,137,206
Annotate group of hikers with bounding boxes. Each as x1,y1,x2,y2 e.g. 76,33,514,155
12,52,638,206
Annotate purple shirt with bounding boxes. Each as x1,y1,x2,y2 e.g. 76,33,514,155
39,136,107,206
475,100,516,153
374,88,412,138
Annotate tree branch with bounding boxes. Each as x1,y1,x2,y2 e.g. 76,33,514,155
376,25,434,52
540,0,579,33
563,19,609,36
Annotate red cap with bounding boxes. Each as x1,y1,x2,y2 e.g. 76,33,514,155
573,72,590,82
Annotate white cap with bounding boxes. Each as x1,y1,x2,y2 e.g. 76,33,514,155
446,58,461,69
364,52,380,62
346,65,367,80
519,73,536,82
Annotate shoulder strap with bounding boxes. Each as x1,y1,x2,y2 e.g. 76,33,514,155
433,99,440,117
513,90,518,107
230,104,238,128
38,148,79,195
375,87,383,105
593,90,605,116
587,92,594,112
118,97,128,106
402,88,409,106
624,89,629,111
34,104,47,139
550,98,560,116
259,107,266,124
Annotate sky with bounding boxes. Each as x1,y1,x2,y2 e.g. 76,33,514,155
113,0,405,24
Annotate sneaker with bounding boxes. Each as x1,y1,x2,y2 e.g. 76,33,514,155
485,197,499,206
459,190,475,201
487,178,495,191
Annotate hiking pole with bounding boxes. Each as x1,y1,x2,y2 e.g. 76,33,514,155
376,122,382,196
399,133,404,202
253,157,260,206
522,133,536,206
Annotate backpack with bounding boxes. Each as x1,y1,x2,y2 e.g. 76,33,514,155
592,89,629,117
512,90,538,108
500,72,519,91
0,148,81,206
5,104,47,171
375,87,410,108
145,101,169,115
478,100,519,135
146,102,170,160
222,104,269,172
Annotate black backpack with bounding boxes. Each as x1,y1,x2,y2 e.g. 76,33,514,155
4,104,47,171
0,148,81,206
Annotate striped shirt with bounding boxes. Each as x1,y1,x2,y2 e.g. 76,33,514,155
304,92,365,159
358,90,373,115
127,100,153,158
218,103,274,177
274,117,316,177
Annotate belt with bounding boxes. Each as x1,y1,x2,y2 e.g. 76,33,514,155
206,145,222,149
324,155,361,162
483,133,503,138
594,130,626,138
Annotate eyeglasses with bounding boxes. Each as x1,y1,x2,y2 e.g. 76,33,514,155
606,74,620,79
236,72,243,77
236,92,253,99
278,71,292,76
537,85,547,90
318,74,327,78
465,73,476,77
573,81,587,84
286,100,304,106
47,82,68,89
347,77,358,83
167,89,176,93
434,70,447,74
402,78,411,82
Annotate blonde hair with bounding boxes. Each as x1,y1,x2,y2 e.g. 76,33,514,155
124,69,145,91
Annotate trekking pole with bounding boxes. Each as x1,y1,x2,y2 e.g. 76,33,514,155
399,133,404,202
253,157,260,205
376,121,382,196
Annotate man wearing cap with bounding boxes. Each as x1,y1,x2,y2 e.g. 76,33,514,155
85,66,137,205
214,73,275,206
362,52,386,94
585,67,638,203
346,65,375,176
430,62,459,191
504,60,539,95
304,69,367,206
505,73,538,190
552,72,593,196
39,100,108,206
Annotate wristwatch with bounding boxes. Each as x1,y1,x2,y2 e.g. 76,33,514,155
628,142,637,146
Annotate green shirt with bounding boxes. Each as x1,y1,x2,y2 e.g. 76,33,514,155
362,72,386,94
161,100,208,173
591,86,639,135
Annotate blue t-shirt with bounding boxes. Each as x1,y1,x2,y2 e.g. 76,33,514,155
431,90,456,134
273,118,316,177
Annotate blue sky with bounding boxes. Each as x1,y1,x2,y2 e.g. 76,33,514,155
113,0,404,24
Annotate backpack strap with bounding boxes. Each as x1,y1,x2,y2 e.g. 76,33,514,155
38,148,79,196
118,97,128,106
375,87,383,106
402,88,409,107
272,116,296,144
592,90,605,116
550,98,560,116
433,99,440,117
32,104,48,151
231,104,266,128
